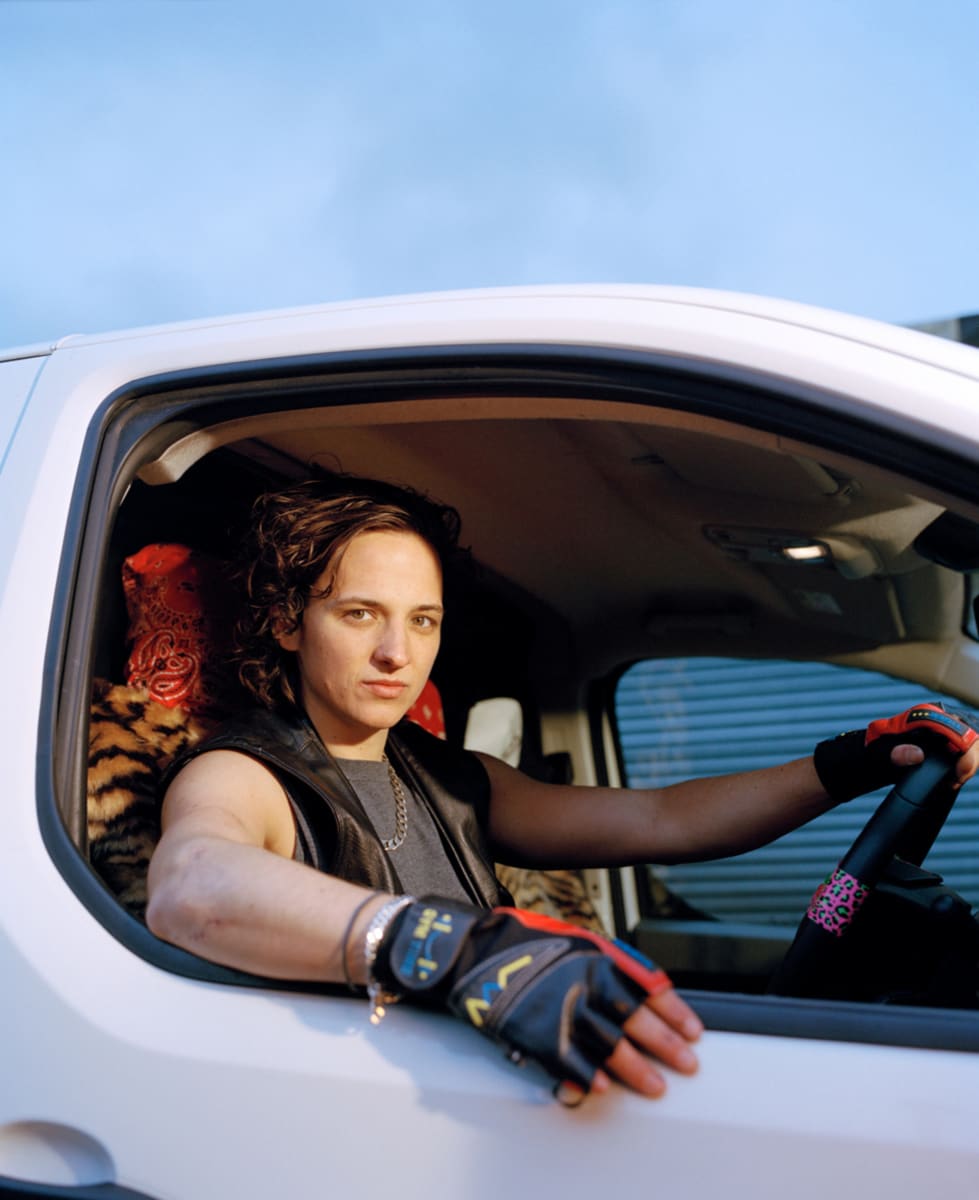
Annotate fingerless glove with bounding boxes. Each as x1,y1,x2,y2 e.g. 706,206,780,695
813,702,979,803
372,896,671,1096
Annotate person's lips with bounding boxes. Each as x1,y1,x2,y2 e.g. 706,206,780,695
362,679,410,699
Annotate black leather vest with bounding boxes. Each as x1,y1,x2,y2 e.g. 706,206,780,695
174,708,508,908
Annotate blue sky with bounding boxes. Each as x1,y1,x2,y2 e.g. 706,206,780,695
2,0,978,346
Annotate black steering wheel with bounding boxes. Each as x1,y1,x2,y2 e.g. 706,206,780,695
768,751,960,998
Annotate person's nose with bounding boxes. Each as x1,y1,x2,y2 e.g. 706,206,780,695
373,622,410,669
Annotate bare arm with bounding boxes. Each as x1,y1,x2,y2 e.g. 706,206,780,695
146,749,391,983
482,741,979,868
145,747,702,1099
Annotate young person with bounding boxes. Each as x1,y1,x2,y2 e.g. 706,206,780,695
146,474,979,1104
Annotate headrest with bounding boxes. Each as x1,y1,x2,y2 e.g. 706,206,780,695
122,543,242,721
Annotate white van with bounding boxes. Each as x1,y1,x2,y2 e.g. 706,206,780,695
2,286,978,1199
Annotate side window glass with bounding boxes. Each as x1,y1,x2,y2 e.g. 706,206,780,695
614,657,979,925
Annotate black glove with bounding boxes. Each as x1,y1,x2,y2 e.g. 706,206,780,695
373,896,671,1098
813,702,979,803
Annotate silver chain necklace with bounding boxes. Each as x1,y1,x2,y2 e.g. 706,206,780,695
380,754,408,851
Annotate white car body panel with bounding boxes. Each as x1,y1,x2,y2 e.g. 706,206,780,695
2,286,978,1198
0,354,47,473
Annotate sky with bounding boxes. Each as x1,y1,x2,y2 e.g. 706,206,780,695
2,0,978,347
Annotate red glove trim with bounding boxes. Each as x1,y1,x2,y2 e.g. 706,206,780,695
865,704,978,755
496,907,672,996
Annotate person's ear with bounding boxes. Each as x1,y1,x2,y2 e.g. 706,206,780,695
272,609,301,652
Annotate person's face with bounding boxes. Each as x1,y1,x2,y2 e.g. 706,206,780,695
276,529,444,757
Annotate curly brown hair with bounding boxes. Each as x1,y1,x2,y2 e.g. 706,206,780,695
236,474,463,712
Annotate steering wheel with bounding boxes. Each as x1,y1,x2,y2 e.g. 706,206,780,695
768,751,959,998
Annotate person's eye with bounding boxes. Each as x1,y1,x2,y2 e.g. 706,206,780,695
413,613,441,631
345,608,373,622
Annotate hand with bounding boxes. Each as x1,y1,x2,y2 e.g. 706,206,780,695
373,896,702,1103
585,984,701,1102
814,703,979,802
889,736,979,789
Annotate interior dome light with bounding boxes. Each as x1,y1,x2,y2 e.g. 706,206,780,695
781,543,829,562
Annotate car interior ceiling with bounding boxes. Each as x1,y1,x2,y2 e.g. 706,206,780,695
116,401,973,690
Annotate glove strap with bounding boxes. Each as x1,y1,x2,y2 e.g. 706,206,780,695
375,897,481,999
813,728,890,803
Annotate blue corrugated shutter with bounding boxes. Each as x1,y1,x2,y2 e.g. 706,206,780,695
615,658,979,925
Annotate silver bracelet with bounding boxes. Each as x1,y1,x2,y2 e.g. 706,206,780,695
340,890,380,993
363,895,415,1025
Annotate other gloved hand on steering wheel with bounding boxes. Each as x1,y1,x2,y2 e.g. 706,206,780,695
371,896,700,1103
813,702,979,803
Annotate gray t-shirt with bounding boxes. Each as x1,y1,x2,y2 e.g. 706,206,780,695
339,758,472,903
